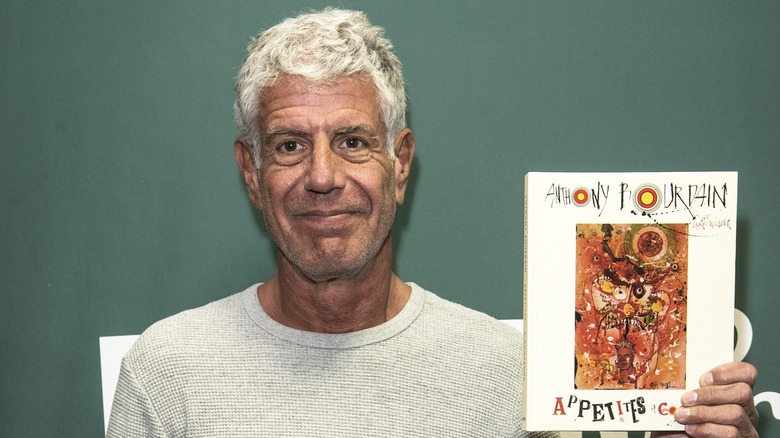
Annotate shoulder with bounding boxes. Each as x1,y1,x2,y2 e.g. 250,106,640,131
415,283,521,337
123,285,256,370
408,283,524,363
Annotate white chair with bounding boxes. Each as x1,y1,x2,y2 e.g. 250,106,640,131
99,335,139,432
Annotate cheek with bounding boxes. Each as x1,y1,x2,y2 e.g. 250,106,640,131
377,172,399,212
261,168,301,199
350,162,394,196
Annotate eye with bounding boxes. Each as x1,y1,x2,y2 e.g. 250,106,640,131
279,141,304,153
335,136,373,162
272,140,308,165
340,137,366,149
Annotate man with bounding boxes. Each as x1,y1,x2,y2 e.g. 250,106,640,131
615,340,638,388
107,9,759,437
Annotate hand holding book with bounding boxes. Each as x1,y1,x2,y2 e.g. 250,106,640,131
650,361,759,437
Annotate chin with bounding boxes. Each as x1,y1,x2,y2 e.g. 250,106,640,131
296,257,370,283
280,232,392,283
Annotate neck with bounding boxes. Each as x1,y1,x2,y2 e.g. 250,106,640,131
257,237,411,333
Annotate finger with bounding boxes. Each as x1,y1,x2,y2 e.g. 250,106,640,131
683,381,759,426
691,363,758,423
685,382,754,407
682,422,757,438
675,404,757,437
648,432,688,438
701,362,758,388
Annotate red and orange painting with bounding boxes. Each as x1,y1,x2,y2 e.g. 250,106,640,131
574,223,688,390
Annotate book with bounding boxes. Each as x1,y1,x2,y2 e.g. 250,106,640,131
522,171,737,432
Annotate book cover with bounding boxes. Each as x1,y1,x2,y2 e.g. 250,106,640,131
523,171,737,432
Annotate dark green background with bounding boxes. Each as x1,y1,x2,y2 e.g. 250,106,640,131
2,1,777,436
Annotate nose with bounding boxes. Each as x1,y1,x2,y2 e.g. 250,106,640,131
303,139,345,194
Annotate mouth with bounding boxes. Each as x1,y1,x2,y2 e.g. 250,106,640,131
298,208,353,216
601,315,647,331
296,209,358,220
293,209,362,231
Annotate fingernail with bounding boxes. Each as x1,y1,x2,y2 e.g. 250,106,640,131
685,424,698,434
701,372,714,386
676,407,691,421
682,391,698,405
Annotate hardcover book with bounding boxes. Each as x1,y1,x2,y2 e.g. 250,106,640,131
522,171,737,432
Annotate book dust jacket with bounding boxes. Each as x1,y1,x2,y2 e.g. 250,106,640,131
523,172,737,432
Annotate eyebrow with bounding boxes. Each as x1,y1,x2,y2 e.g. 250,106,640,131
262,128,311,146
334,125,379,139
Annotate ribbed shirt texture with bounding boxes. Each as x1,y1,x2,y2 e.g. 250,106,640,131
106,283,558,437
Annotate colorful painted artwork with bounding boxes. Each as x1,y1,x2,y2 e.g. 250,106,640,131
574,223,688,390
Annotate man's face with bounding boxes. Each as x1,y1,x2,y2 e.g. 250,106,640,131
237,75,412,282
616,347,634,370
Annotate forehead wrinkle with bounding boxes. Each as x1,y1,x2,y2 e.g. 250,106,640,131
258,76,384,147
265,106,378,134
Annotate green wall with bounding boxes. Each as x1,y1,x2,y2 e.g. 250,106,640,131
2,1,778,436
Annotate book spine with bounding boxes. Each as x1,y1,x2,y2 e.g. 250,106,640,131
522,172,531,429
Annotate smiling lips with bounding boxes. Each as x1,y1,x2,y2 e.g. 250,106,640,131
293,208,367,231
298,209,356,217
292,198,370,219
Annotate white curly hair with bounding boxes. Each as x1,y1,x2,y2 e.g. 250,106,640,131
234,8,407,167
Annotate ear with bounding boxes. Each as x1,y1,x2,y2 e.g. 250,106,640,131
392,128,415,205
234,138,264,211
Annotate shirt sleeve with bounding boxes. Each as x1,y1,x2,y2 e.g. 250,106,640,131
106,357,169,438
